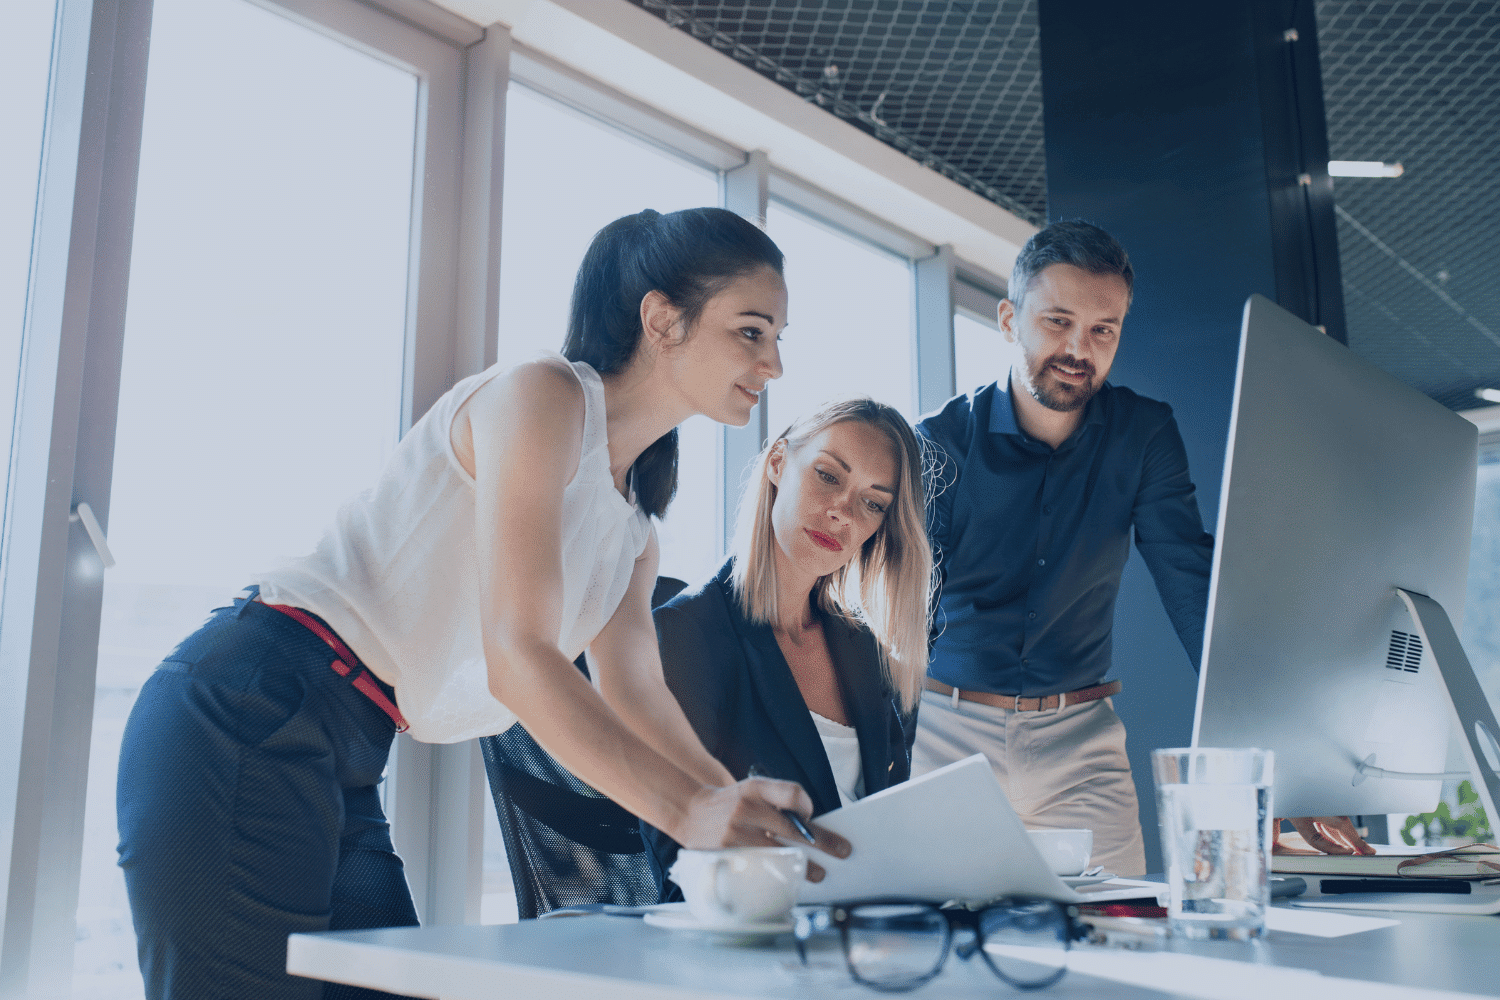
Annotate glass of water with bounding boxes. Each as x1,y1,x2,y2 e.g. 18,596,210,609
1151,748,1274,940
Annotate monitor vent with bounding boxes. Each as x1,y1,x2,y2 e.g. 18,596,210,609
1386,630,1423,673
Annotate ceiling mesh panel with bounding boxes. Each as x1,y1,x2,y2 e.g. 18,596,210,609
632,0,1046,225
630,0,1500,411
1319,0,1500,412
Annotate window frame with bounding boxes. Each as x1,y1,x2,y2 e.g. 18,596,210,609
762,192,923,428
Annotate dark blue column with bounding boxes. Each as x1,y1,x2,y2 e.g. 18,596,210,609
1037,0,1345,869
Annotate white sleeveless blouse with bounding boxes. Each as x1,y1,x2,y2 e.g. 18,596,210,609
256,352,652,743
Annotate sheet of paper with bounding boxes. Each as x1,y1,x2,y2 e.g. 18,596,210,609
1263,907,1398,937
797,754,1076,904
1070,877,1169,905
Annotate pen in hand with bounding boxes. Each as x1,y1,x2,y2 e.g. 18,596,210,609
747,764,817,845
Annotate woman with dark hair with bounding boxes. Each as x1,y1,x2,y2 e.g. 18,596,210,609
645,397,935,889
115,208,846,1000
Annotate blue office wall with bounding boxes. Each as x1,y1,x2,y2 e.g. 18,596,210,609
1037,0,1344,870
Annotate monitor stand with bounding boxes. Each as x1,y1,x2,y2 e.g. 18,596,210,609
1391,589,1500,836
1301,590,1500,913
1351,591,1500,828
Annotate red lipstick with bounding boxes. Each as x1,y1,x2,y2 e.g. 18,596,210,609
806,528,843,552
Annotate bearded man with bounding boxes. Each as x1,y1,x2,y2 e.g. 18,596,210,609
912,220,1214,878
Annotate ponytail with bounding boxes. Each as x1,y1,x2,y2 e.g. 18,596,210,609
562,207,784,518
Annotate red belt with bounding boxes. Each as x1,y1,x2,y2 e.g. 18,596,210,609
924,677,1122,712
262,601,409,733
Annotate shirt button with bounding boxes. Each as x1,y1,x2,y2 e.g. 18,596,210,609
1037,558,1046,566
1022,658,1030,665
1028,611,1037,619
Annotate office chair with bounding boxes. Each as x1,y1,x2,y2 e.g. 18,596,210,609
479,576,688,919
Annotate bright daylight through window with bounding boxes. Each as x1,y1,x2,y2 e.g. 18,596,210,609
953,310,1015,399
0,0,56,583
75,1,416,995
765,203,915,431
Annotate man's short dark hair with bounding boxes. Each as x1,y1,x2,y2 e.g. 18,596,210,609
1009,219,1134,311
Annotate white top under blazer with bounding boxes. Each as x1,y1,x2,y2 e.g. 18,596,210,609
256,352,652,743
810,711,865,808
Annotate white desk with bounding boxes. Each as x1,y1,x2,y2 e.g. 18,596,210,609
287,904,1500,1000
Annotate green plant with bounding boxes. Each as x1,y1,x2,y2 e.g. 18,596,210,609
1400,781,1493,846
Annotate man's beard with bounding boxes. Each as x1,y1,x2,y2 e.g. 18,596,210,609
1020,348,1100,413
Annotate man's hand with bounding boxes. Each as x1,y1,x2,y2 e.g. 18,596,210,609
1271,816,1377,855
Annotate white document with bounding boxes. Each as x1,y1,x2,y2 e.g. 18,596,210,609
799,754,1120,904
1262,907,1398,938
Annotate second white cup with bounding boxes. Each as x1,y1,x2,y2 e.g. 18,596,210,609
1027,828,1094,876
669,847,805,926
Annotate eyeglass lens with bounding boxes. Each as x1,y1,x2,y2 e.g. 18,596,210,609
842,903,949,990
978,901,1070,989
839,900,1070,992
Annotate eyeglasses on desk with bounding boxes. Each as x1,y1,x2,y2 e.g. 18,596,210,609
793,896,1085,992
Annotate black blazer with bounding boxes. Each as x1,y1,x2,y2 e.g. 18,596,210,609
644,560,917,883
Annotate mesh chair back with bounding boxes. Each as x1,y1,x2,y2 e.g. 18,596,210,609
481,576,688,919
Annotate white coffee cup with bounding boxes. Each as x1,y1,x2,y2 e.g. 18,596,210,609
1027,828,1094,876
669,847,805,926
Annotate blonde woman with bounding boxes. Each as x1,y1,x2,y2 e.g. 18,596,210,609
645,398,933,885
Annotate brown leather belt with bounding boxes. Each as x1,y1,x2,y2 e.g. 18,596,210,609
924,677,1122,712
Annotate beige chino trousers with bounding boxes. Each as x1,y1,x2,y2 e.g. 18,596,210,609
912,690,1147,878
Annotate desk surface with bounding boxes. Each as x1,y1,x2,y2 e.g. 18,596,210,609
287,904,1500,1000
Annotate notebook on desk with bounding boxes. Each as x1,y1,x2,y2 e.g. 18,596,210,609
1272,844,1500,879
1291,881,1500,915
1277,844,1500,913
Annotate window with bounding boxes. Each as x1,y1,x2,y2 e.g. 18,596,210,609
764,202,915,433
495,84,721,587
75,1,418,993
496,85,719,369
0,0,56,580
953,310,1015,396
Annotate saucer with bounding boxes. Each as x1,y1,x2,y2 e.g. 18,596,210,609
1061,872,1117,887
643,903,794,937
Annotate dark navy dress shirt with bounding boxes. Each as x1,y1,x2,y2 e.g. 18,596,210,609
918,380,1214,697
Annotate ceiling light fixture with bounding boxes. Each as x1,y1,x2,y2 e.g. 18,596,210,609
1475,388,1500,404
1328,160,1404,178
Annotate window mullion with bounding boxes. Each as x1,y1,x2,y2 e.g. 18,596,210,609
914,245,957,415
383,18,506,930
718,150,771,554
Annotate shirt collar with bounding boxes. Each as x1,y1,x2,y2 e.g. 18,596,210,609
989,373,1110,445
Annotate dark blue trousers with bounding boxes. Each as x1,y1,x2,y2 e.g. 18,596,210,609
117,592,419,1000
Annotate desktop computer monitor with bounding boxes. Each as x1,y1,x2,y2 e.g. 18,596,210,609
1192,295,1500,826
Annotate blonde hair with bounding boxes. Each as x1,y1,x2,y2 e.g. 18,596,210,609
730,399,934,713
